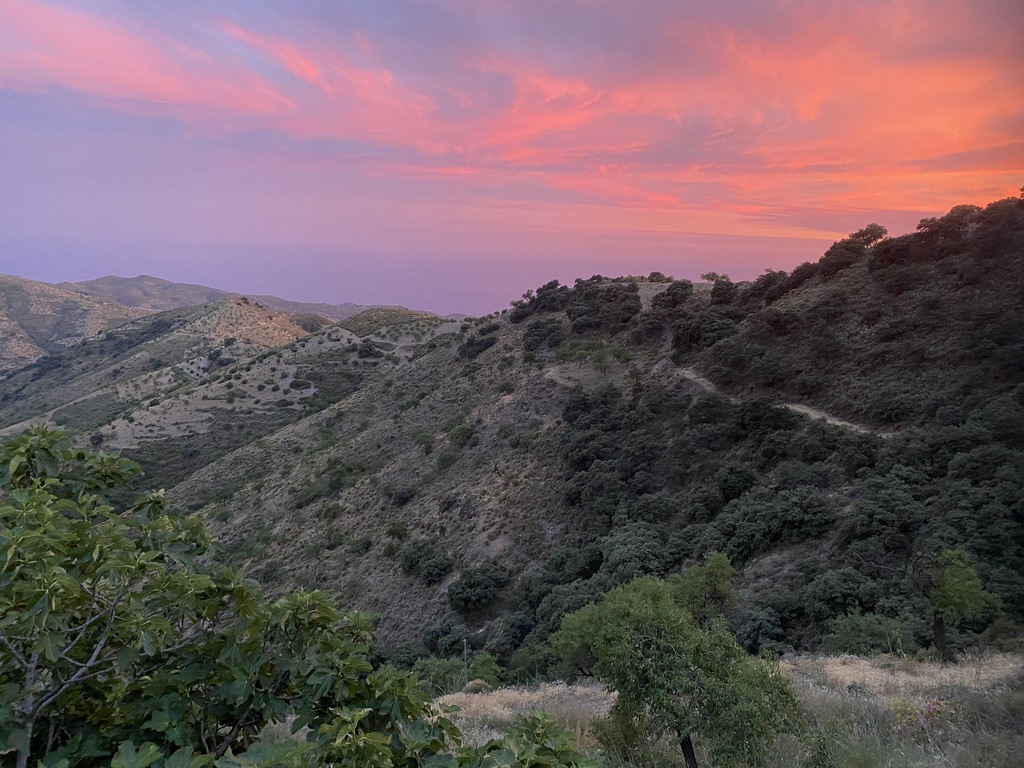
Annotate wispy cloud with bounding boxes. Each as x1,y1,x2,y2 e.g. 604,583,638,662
0,0,290,114
0,0,1021,311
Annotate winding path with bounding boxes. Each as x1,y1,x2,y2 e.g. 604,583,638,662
656,361,891,437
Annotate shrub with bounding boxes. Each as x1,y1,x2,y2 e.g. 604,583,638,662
402,539,453,584
523,317,567,351
821,612,913,655
737,606,785,653
449,423,475,448
651,280,694,312
392,486,416,506
423,615,469,659
458,334,497,358
449,563,508,612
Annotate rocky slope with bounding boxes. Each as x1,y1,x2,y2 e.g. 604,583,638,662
0,274,148,373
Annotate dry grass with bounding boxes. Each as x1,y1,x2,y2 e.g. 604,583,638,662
780,653,1024,768
436,682,614,748
433,655,1024,767
787,652,1024,697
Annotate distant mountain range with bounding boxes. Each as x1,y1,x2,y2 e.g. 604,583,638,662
0,273,449,373
59,274,398,321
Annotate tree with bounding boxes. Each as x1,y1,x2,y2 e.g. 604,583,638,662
849,223,887,247
668,552,738,627
926,548,1000,662
0,427,465,767
699,272,730,283
551,577,798,768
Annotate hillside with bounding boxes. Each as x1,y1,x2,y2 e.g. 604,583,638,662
0,274,148,373
1,194,1021,667
64,273,409,321
0,296,312,468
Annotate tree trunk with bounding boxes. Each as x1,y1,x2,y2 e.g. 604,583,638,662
14,716,33,768
680,733,699,768
933,610,951,662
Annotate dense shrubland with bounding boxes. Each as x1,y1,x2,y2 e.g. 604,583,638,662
408,195,1024,675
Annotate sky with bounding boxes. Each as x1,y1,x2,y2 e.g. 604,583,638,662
0,0,1021,315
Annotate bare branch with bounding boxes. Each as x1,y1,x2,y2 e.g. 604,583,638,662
0,631,29,669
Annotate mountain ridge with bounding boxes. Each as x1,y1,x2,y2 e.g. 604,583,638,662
0,273,149,373
1,194,1022,664
61,274,432,321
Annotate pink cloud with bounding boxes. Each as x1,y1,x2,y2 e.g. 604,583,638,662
0,0,289,114
218,21,438,150
1,0,1019,249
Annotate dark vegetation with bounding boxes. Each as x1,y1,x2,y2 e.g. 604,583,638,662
2,195,1023,719
413,194,1024,673
0,428,599,768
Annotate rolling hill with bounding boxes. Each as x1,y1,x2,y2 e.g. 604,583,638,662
63,274,411,321
0,274,149,373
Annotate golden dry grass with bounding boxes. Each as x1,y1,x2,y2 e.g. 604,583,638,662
785,652,1024,697
435,654,1024,765
437,682,614,748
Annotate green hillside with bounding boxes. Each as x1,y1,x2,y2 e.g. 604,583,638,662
1,194,1021,671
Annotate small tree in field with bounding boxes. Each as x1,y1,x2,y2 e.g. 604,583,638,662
552,577,798,768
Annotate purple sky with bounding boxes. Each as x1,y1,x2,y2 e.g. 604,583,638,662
1,0,1021,315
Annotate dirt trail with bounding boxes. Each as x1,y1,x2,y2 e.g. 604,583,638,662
652,359,890,437
782,403,890,436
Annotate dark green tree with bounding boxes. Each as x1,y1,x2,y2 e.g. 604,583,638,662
668,552,738,627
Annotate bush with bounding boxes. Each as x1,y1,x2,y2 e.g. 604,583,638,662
423,615,469,659
821,612,914,655
673,311,738,353
392,486,416,506
523,317,567,351
448,563,508,611
737,606,785,653
402,539,454,584
458,334,497,358
449,422,475,448
650,279,694,312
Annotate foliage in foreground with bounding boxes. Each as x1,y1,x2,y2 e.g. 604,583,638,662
0,427,592,768
552,577,800,768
